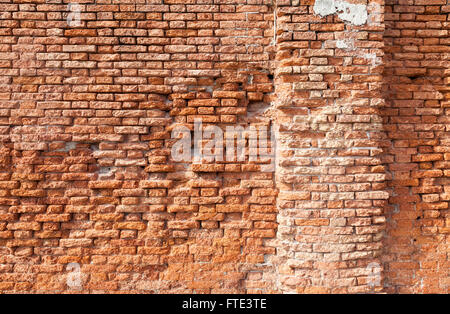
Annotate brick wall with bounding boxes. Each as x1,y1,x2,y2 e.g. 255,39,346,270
0,0,447,293
382,0,449,293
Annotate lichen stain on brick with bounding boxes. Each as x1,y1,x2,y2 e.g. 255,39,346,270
313,0,368,26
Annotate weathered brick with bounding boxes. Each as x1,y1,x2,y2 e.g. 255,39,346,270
0,0,446,295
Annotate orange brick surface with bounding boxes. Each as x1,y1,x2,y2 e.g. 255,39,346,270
0,0,447,293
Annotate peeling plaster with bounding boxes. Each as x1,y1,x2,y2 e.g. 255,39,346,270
313,0,368,26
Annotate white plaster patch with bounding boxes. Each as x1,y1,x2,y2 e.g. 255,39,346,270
367,2,382,26
313,0,368,26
